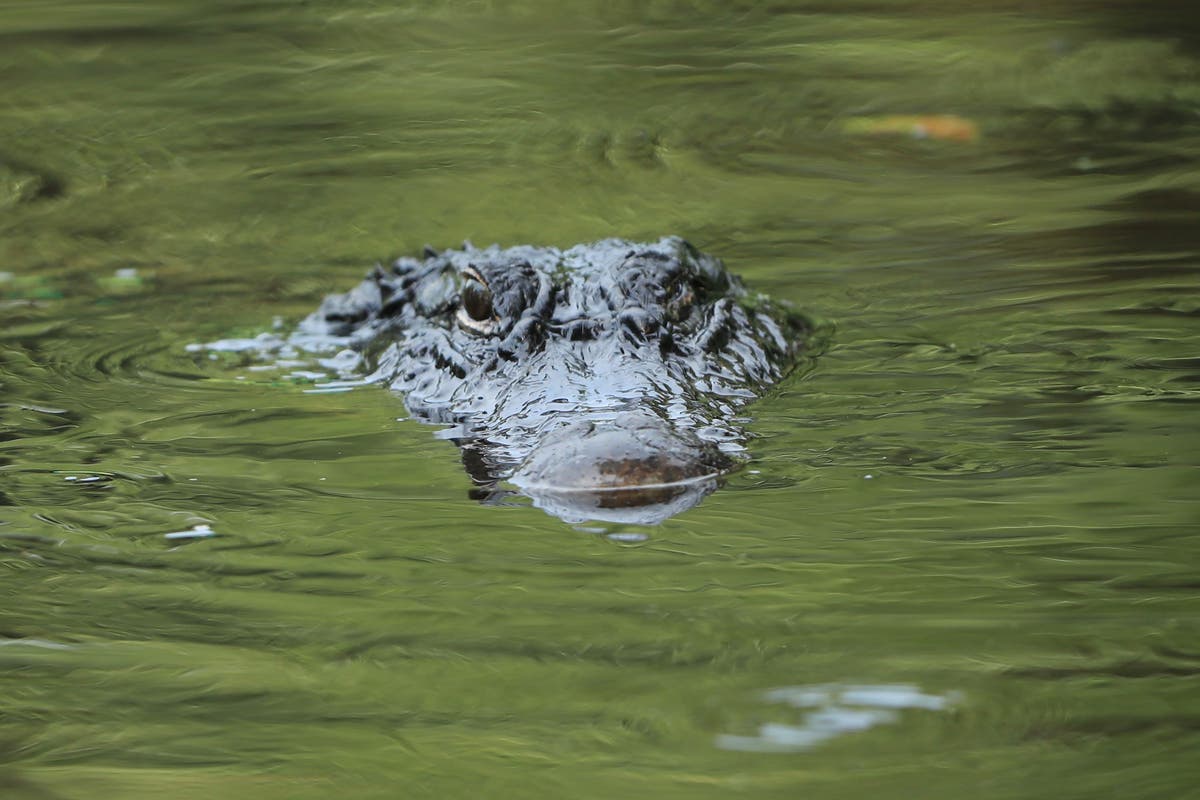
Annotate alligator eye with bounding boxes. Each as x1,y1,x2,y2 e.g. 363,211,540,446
456,267,497,334
462,280,493,321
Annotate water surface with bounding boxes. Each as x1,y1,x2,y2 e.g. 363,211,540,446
2,2,1199,798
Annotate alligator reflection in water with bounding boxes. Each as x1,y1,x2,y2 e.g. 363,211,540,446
300,236,813,524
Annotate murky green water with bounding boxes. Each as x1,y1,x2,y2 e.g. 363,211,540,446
3,2,1199,797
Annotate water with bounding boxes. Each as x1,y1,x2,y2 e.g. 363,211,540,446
2,2,1199,798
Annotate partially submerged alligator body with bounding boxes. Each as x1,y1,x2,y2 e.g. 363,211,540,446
302,236,812,524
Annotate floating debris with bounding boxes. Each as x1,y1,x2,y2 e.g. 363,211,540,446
843,114,980,143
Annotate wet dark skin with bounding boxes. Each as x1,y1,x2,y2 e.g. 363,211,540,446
303,236,813,523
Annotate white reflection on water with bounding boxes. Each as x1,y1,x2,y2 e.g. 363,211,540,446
716,684,961,753
187,331,369,393
163,523,216,541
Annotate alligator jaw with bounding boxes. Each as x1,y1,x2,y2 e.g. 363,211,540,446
507,410,734,525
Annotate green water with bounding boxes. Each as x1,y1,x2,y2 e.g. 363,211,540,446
3,2,1199,797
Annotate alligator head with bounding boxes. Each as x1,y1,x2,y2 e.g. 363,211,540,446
300,237,811,524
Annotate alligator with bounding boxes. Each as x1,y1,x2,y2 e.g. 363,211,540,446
300,236,814,524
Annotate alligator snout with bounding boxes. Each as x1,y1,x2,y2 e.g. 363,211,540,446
509,410,734,524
